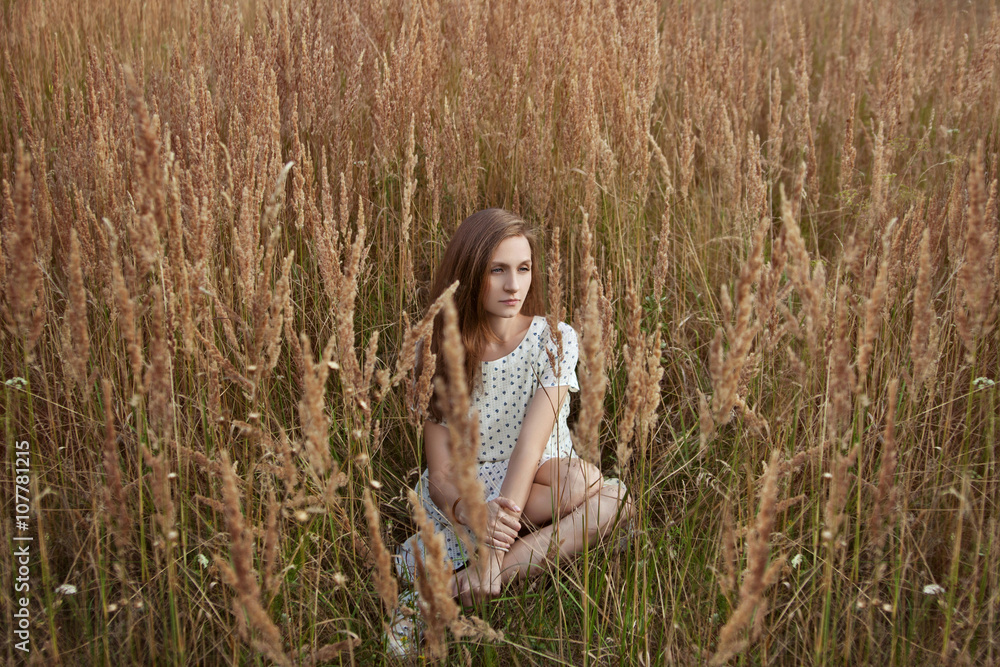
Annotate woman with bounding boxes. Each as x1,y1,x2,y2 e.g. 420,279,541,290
395,208,629,624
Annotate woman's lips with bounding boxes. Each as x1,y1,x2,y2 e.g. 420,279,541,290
501,299,519,305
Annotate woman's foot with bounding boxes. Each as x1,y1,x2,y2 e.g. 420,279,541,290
385,589,422,657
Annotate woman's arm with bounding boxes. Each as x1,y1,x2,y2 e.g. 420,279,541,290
425,420,520,549
498,385,570,518
424,420,462,522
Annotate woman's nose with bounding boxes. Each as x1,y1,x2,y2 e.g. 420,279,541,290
505,273,519,292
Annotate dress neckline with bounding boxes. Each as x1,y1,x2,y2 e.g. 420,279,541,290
481,316,539,364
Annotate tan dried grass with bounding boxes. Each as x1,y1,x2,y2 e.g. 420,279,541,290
711,451,784,665
438,296,487,553
573,278,606,466
216,450,290,667
362,488,399,617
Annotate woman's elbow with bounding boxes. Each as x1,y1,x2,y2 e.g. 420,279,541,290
427,471,451,505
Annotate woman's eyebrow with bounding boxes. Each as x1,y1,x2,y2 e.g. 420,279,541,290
491,259,532,267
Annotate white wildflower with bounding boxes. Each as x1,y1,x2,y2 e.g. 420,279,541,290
923,583,945,596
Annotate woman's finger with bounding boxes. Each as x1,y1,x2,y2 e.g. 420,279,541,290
495,497,522,514
488,509,521,533
490,522,517,542
487,533,513,549
498,512,521,532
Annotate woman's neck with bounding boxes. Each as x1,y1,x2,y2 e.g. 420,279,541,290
486,312,532,346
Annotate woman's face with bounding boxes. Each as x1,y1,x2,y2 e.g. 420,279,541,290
483,235,532,320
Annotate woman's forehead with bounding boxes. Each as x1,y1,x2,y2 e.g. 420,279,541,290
490,235,532,263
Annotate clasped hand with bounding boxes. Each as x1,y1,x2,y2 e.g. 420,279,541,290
455,496,521,550
453,547,504,606
484,496,521,550
451,496,521,605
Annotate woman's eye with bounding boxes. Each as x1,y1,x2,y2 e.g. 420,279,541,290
519,266,530,273
492,267,503,274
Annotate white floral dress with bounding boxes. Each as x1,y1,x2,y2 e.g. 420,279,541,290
397,316,580,579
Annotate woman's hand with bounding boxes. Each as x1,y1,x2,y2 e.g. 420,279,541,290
455,496,522,549
484,497,521,550
454,548,504,606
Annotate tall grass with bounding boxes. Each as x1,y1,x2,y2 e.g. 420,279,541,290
1,0,998,663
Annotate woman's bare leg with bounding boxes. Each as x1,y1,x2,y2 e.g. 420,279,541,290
521,457,605,526
451,457,631,597
500,481,630,583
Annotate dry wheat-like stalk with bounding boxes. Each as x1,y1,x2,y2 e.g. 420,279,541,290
870,378,899,550
827,281,855,444
824,442,859,546
409,335,437,428
262,485,281,597
314,165,344,307
956,141,996,353
711,451,784,665
637,333,665,450
869,123,889,236
946,158,967,268
217,451,290,667
651,190,672,308
438,297,487,553
780,182,827,358
103,216,143,381
698,388,716,452
4,48,36,147
297,333,333,477
855,227,890,392
407,489,460,662
166,168,194,356
101,378,130,551
619,261,643,458
618,255,665,465
546,222,565,356
123,67,167,281
767,68,783,173
910,227,937,397
839,93,857,193
987,174,999,307
0,179,10,300
574,278,606,466
140,441,175,559
300,637,362,667
5,142,44,351
66,227,91,396
745,132,767,221
710,215,769,424
400,113,417,290
334,196,370,402
388,280,459,392
144,288,174,442
720,503,738,596
679,114,696,200
264,251,294,380
362,488,399,616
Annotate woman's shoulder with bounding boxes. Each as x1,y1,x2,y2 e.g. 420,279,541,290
531,316,579,348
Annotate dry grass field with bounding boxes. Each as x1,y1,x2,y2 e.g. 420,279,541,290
1,0,998,664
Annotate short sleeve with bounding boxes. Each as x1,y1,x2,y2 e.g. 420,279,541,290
535,321,580,391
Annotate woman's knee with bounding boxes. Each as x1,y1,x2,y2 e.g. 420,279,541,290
617,492,635,521
560,459,603,509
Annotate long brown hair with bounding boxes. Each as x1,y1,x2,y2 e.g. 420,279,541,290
426,208,545,421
